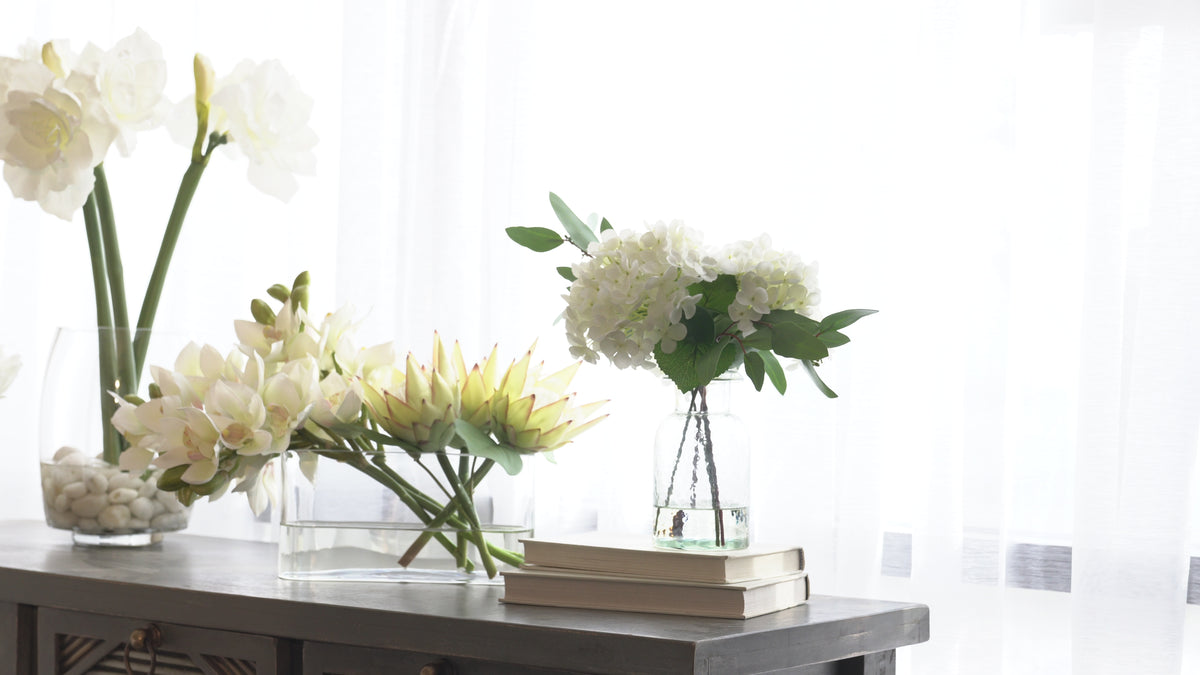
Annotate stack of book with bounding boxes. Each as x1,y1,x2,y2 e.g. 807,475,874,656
501,532,808,619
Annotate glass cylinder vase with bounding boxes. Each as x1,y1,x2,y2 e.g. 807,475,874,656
39,327,192,546
278,448,533,584
653,378,750,550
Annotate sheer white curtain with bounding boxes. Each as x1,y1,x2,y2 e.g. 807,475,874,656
1,1,1198,673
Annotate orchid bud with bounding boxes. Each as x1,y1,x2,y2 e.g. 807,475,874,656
267,284,290,303
251,298,277,326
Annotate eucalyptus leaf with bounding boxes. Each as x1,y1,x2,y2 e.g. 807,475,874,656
741,326,773,350
802,359,838,398
549,192,598,248
556,266,576,282
757,349,788,394
818,308,878,333
744,350,766,391
771,323,830,360
818,330,850,348
454,419,525,475
506,226,564,252
763,309,821,333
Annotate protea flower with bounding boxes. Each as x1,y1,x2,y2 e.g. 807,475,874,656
489,346,607,454
363,349,460,452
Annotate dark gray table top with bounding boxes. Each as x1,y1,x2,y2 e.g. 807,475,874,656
0,520,929,673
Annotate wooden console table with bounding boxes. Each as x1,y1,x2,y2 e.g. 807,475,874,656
0,520,928,674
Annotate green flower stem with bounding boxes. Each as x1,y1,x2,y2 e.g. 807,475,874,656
82,194,121,466
92,165,136,396
133,160,209,375
326,451,468,566
437,452,497,579
398,459,497,568
370,454,522,570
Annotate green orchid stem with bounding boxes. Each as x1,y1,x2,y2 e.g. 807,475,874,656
372,453,523,571
134,159,209,375
92,165,136,397
437,452,497,579
398,459,497,568
82,195,122,466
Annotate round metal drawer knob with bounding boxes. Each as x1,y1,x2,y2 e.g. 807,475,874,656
419,658,456,675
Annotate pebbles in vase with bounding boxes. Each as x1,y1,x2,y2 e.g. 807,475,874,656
41,447,189,534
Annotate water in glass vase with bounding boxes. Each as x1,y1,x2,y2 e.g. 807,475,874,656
653,506,750,550
278,520,532,584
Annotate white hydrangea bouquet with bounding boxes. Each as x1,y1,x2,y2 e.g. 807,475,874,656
509,193,874,548
111,273,607,577
0,29,316,466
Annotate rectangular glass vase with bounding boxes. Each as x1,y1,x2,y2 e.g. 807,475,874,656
278,449,533,584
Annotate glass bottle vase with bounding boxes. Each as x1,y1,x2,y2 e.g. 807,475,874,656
653,378,750,550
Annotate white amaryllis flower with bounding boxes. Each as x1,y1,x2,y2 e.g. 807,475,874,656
212,59,316,200
0,347,19,397
72,29,169,156
563,221,711,369
0,53,117,219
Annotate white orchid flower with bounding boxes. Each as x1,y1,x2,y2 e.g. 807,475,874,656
204,379,272,456
152,407,222,485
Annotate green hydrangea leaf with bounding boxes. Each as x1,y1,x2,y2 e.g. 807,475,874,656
556,266,576,282
744,350,766,391
687,274,739,313
681,306,716,346
506,226,564,252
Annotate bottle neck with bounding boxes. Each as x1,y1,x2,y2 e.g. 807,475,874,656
674,379,733,415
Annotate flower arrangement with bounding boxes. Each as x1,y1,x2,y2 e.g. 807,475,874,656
509,193,875,547
111,273,607,576
0,29,316,466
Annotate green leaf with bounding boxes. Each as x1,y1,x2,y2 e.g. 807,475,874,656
506,226,564,252
654,343,701,392
771,323,830,360
453,420,525,475
757,349,787,394
681,306,715,346
818,330,850,348
156,465,189,492
818,308,878,333
549,192,598,248
802,359,838,398
556,266,576,282
741,325,773,350
744,350,766,391
687,275,739,313
763,309,821,332
600,217,613,232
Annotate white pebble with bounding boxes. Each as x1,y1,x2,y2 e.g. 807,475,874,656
58,452,87,466
151,499,166,516
54,466,82,487
70,494,107,518
107,473,136,491
128,518,149,530
129,497,156,521
137,481,157,498
86,472,109,494
62,482,88,499
108,488,138,505
97,504,132,529
42,476,56,494
47,511,78,528
75,518,101,533
53,446,83,462
156,491,185,513
150,513,182,530
53,494,69,513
